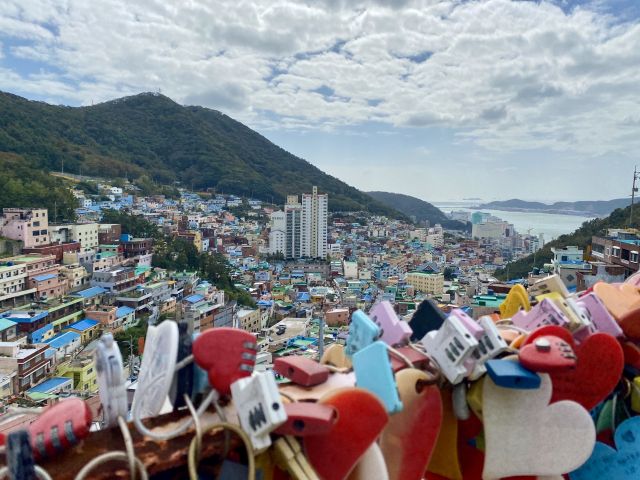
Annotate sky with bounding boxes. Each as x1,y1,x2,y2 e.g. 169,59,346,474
1,0,640,203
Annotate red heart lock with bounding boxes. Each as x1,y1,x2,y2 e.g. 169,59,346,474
380,369,442,480
388,346,432,373
29,398,92,460
304,387,389,480
621,341,640,369
192,327,258,395
524,329,623,410
519,326,577,373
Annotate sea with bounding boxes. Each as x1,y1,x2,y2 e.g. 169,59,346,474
433,201,595,242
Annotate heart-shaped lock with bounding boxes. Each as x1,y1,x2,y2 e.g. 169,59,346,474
380,369,443,480
570,416,640,480
304,387,389,480
192,327,258,395
540,331,623,411
519,326,577,373
29,398,92,460
483,374,595,478
593,282,640,320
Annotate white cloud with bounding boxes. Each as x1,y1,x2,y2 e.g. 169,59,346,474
0,0,639,158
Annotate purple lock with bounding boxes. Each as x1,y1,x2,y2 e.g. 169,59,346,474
576,292,623,339
449,309,484,339
511,298,569,332
368,301,412,346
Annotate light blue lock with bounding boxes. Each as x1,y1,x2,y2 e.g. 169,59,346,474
353,341,403,414
345,310,380,357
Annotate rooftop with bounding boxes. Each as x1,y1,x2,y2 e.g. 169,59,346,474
45,331,81,349
72,286,107,299
32,273,57,282
66,318,100,331
28,377,72,394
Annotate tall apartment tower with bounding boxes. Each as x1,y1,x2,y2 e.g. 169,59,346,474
301,186,328,259
284,196,302,259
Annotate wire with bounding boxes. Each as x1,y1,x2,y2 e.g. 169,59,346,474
387,345,414,368
132,389,216,441
184,395,202,463
118,416,137,480
187,422,255,480
175,354,194,371
0,465,53,480
74,451,148,480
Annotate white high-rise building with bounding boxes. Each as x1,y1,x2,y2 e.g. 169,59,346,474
284,197,302,259
301,186,328,259
268,211,286,255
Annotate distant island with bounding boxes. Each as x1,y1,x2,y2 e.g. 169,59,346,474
478,198,629,217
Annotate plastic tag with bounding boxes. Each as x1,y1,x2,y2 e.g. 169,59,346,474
408,299,446,341
273,356,330,387
231,371,286,450
170,321,194,409
499,284,531,318
345,310,380,356
132,320,179,419
6,430,36,480
422,315,479,384
353,341,402,413
528,274,570,299
274,402,337,436
485,359,541,389
95,332,127,427
511,298,568,332
368,301,412,347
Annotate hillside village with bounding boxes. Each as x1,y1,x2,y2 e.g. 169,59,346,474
0,176,630,410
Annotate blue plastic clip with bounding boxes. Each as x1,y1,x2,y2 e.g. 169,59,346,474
7,430,36,480
345,310,380,357
485,359,541,390
353,341,403,414
171,321,194,410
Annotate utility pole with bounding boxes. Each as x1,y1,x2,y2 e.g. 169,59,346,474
631,166,639,228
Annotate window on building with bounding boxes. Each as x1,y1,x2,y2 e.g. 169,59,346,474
632,252,639,263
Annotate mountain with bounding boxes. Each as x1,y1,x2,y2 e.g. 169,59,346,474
367,191,467,230
495,204,639,281
0,91,403,217
479,198,629,217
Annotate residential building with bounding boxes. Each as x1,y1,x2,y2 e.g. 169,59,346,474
0,318,18,342
1,310,49,336
550,246,591,289
121,237,154,258
116,306,137,330
0,342,49,393
301,186,328,259
50,223,99,252
325,308,349,326
591,230,640,276
26,272,68,300
268,211,286,256
237,308,262,333
284,198,302,259
405,272,445,295
57,357,98,392
84,305,120,331
44,331,82,360
98,224,122,244
65,318,101,344
0,208,50,248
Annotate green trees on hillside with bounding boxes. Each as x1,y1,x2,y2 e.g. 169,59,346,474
0,91,401,217
0,153,77,222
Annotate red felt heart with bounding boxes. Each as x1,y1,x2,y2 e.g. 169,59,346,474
380,369,442,480
305,388,389,480
519,333,577,373
544,333,623,410
192,327,257,395
621,341,640,369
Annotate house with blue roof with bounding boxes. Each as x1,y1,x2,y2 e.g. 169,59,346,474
29,323,54,344
71,286,107,306
65,318,101,343
0,317,18,342
1,310,49,335
116,306,137,330
27,377,73,397
44,331,82,360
